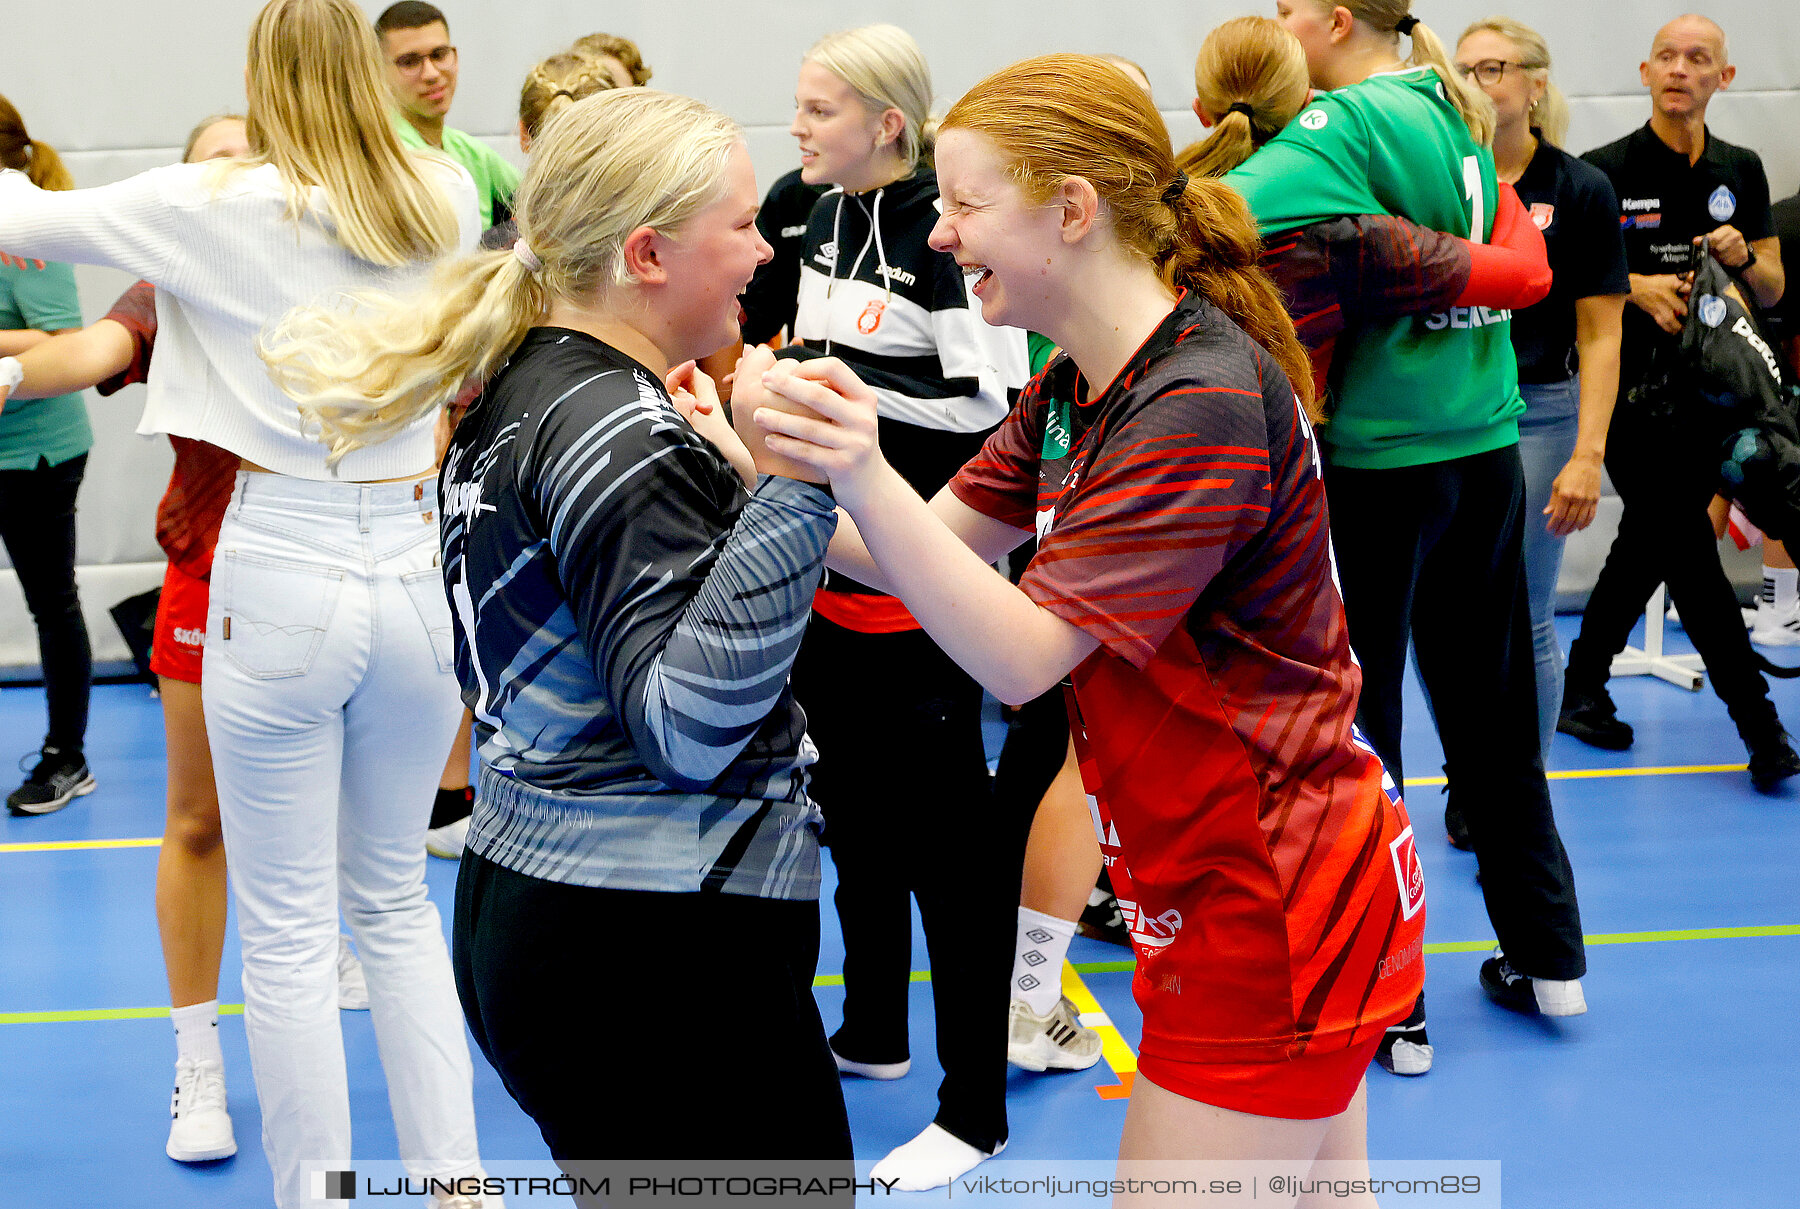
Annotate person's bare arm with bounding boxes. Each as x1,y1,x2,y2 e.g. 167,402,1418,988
7,319,134,399
1544,294,1625,536
0,329,53,357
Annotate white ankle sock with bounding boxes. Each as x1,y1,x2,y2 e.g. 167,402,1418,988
171,1000,223,1066
1011,906,1076,1016
870,1124,1004,1192
1768,566,1798,612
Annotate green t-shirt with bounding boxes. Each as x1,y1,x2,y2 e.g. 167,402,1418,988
393,116,522,229
1227,68,1523,470
0,260,91,471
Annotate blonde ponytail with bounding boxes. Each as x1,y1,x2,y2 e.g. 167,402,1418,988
1332,2,1495,145
264,88,741,463
1175,16,1311,180
264,250,544,466
944,54,1316,417
1403,16,1496,146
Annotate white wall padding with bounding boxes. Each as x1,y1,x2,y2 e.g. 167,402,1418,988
2,2,1796,669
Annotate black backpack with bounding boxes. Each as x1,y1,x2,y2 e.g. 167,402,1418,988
1629,246,1800,540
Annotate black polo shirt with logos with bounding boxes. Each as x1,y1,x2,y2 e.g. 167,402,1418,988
1582,121,1773,392
1511,134,1631,384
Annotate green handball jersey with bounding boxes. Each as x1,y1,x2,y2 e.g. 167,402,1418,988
1227,67,1524,469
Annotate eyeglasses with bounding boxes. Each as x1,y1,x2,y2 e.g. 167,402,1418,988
1454,59,1540,85
392,45,457,76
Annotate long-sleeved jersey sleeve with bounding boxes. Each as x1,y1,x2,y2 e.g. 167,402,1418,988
520,378,836,793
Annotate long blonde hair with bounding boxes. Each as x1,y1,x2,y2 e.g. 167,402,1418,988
238,0,458,267
806,25,939,172
1175,17,1312,179
520,52,619,142
1459,16,1569,147
263,89,740,463
1326,0,1496,145
943,54,1315,416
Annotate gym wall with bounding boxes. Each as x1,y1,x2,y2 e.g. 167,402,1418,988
3,1,1795,670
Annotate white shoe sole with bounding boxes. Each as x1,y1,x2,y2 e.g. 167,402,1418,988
166,1118,237,1163
1532,978,1588,1016
7,774,96,816
1007,1032,1102,1072
1751,627,1800,648
831,1049,910,1079
426,816,470,860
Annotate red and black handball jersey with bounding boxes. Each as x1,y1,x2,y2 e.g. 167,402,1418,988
97,281,237,581
951,292,1425,1063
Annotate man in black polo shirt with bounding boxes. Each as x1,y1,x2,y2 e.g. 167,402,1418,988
1559,13,1796,789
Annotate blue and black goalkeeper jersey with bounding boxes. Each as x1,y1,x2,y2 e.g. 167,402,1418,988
439,327,838,898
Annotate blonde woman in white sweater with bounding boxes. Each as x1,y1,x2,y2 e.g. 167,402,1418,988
0,2,493,1205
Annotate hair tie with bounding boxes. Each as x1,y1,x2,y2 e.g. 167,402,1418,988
1227,102,1256,121
1394,14,1419,36
1161,172,1190,206
512,239,542,273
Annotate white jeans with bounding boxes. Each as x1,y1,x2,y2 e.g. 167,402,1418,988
203,471,479,1208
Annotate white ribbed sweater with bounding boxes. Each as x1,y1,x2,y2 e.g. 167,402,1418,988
0,160,477,481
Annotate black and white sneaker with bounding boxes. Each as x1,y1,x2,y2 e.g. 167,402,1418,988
7,746,96,816
1374,993,1432,1075
1480,948,1588,1016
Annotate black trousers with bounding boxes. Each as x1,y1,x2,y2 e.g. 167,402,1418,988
1324,444,1585,981
791,615,1026,1154
452,853,853,1180
0,453,90,753
1566,409,1780,741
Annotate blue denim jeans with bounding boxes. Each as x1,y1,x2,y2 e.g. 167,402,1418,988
1517,376,1582,755
202,471,480,1207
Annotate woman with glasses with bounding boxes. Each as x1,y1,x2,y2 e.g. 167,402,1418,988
0,2,493,1205
1227,0,1590,1067
1452,17,1628,809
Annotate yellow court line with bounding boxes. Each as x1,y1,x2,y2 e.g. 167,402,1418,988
1062,962,1137,1078
0,837,163,853
2,927,1793,1026
1403,762,1747,788
0,761,1754,853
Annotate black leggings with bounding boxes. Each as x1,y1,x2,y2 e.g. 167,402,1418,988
0,453,90,753
791,615,1027,1154
453,853,852,1176
1324,444,1585,981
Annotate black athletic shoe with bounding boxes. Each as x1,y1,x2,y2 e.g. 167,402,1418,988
7,746,96,816
1479,948,1588,1016
1077,888,1132,948
1444,803,1472,851
1373,994,1432,1075
1556,688,1634,751
1746,730,1800,793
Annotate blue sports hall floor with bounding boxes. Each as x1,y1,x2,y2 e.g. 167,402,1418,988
1,613,1795,1207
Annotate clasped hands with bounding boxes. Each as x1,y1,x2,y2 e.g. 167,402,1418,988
666,345,883,502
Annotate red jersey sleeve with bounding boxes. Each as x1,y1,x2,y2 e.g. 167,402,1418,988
947,379,1046,529
95,280,158,397
1020,371,1275,669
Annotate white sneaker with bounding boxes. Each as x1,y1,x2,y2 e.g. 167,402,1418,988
830,1044,910,1080
338,935,370,1011
1752,601,1800,646
1531,976,1589,1017
1007,996,1102,1071
426,815,470,860
166,1057,236,1162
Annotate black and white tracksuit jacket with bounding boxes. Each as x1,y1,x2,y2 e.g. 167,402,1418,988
754,169,1031,505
